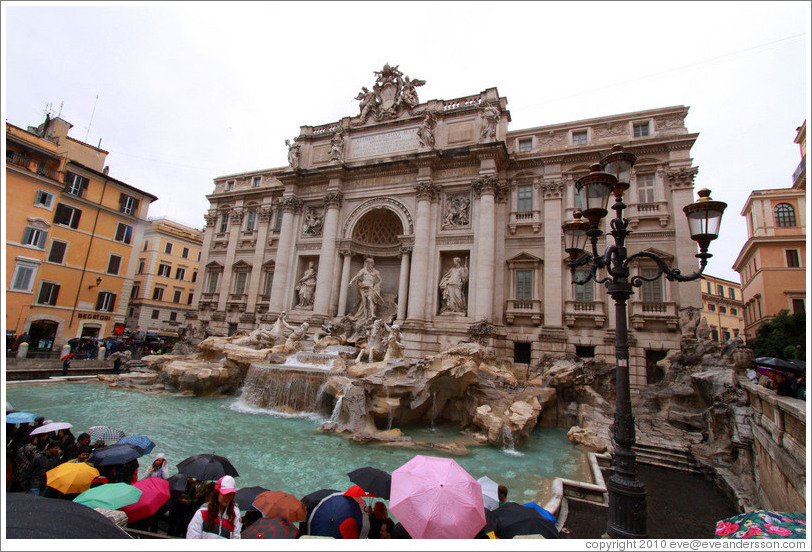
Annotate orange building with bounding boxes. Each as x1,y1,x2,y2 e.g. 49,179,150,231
733,121,806,340
699,274,745,343
5,116,157,354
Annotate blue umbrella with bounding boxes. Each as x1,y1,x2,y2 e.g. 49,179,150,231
87,443,145,467
117,435,155,454
522,502,558,524
308,493,363,539
6,412,37,424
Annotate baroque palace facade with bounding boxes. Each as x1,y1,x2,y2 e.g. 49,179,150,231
192,65,703,388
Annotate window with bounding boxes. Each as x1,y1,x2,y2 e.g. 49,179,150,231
633,122,650,137
152,310,160,319
169,311,178,322
515,270,533,301
774,203,796,227
152,287,164,301
233,272,248,295
786,249,800,267
53,203,81,229
722,329,731,342
514,342,532,364
711,328,719,342
274,209,283,231
576,345,595,358
708,303,716,312
263,270,274,296
192,271,198,283
175,267,186,280
517,185,533,213
637,173,655,203
10,261,38,291
717,284,725,296
719,306,727,314
22,227,48,249
35,190,54,209
219,214,229,233
48,241,67,264
252,176,262,187
574,270,594,302
114,223,133,244
206,272,219,294
182,247,189,259
137,260,145,274
119,194,140,216
158,263,171,277
107,254,122,275
96,292,116,312
227,180,235,191
143,240,149,251
6,149,14,162
518,138,532,152
64,172,89,196
187,293,194,305
640,268,663,302
706,282,712,293
572,130,587,145
173,290,182,303
37,282,60,305
164,242,173,254
728,287,735,299
791,299,805,314
131,285,140,299
730,308,737,316
245,210,257,232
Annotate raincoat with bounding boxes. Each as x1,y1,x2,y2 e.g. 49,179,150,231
186,503,241,539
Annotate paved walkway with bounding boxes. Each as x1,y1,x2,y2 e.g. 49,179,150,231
563,464,739,539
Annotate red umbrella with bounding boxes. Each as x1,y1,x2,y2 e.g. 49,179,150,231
120,477,170,523
60,353,76,361
344,485,379,498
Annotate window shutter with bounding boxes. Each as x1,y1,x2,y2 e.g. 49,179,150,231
109,293,117,311
95,293,104,310
132,198,140,214
53,204,66,224
37,284,49,304
119,193,126,207
80,176,89,193
37,231,47,249
22,227,33,245
71,209,81,229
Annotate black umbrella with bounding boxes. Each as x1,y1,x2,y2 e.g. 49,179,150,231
176,453,239,480
491,502,559,539
753,357,804,374
168,472,189,494
235,486,270,511
475,507,499,538
300,488,340,512
391,522,412,539
347,466,392,499
86,443,145,467
6,493,132,539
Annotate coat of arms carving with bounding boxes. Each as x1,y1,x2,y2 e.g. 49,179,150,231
354,64,426,125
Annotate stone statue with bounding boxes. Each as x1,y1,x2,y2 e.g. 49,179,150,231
302,207,323,236
383,322,404,360
355,86,377,125
349,257,383,321
479,104,500,141
281,320,310,351
329,130,345,163
356,319,386,363
400,76,425,110
230,326,277,349
286,139,301,169
295,262,318,309
443,194,470,227
439,257,469,314
417,111,437,149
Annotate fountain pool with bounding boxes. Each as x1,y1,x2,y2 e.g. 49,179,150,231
5,381,592,504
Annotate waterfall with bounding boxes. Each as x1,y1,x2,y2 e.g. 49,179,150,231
430,392,437,432
387,406,394,431
330,382,352,424
239,365,330,415
501,426,524,457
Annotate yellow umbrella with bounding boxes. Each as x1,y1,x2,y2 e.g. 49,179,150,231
46,462,100,494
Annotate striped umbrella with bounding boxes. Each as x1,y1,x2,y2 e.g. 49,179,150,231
89,426,125,442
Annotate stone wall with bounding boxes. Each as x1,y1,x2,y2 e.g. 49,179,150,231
739,378,806,512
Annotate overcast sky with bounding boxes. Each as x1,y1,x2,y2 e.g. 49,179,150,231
3,1,809,283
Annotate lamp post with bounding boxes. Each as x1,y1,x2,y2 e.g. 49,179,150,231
562,144,727,538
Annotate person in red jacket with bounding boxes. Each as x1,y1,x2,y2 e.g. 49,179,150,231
186,475,241,539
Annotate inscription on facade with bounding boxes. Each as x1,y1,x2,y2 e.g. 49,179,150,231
349,128,418,159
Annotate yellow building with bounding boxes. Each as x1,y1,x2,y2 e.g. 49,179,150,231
733,121,806,340
5,116,157,353
125,217,204,334
699,274,745,343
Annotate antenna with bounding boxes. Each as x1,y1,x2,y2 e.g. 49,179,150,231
57,101,64,118
42,102,52,122
84,94,99,142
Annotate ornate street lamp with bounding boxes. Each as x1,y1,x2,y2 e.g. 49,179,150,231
562,145,727,538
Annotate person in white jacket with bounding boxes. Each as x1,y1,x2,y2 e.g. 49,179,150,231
186,475,241,539
142,453,170,480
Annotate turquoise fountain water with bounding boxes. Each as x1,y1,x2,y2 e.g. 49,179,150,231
6,381,591,504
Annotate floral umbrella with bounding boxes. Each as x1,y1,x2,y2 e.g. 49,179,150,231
715,511,806,539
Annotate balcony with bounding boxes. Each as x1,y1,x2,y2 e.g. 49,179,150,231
7,151,61,181
627,201,669,229
227,293,247,310
564,300,606,328
792,155,805,187
505,299,543,325
629,300,678,330
508,210,541,234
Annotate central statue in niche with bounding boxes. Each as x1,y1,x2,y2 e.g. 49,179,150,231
348,257,383,320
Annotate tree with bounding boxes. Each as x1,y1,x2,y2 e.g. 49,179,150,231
748,310,806,359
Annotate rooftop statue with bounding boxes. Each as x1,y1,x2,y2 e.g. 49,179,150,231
354,64,426,124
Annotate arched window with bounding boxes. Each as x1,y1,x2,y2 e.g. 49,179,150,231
774,203,796,227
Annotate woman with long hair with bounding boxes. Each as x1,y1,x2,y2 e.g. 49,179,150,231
186,475,241,539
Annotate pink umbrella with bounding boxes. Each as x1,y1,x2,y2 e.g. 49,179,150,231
389,455,486,539
120,477,170,523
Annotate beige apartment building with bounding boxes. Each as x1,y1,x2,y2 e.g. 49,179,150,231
699,274,745,343
733,121,806,340
125,218,204,334
191,65,712,388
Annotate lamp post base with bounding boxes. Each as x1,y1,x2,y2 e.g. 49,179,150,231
606,469,647,538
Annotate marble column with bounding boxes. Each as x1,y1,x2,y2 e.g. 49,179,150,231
473,176,498,320
192,211,218,311
337,250,353,316
406,180,438,321
313,191,343,316
397,246,411,321
217,207,244,312
245,205,274,312
268,196,303,314
541,181,564,327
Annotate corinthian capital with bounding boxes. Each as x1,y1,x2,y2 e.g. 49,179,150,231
414,180,440,201
665,166,699,189
323,191,344,209
258,206,274,222
278,196,304,213
472,175,501,198
204,212,219,227
230,209,244,223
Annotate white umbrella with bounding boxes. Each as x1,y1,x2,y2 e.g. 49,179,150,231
29,422,73,436
477,475,500,511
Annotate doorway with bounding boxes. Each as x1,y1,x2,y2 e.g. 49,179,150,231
28,320,58,351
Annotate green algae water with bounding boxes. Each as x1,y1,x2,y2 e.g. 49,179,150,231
6,381,591,504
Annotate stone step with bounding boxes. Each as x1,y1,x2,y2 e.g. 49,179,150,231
632,444,702,474
634,445,693,463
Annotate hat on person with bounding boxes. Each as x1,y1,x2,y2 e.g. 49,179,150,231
215,475,236,495
155,453,165,460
